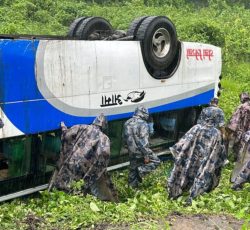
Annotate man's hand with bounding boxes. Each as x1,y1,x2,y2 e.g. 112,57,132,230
60,122,67,131
225,127,233,137
223,133,228,142
220,127,229,141
144,156,150,164
225,129,234,142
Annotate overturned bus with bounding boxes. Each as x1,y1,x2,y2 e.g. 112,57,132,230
0,16,221,201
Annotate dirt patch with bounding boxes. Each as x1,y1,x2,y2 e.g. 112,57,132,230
166,213,243,230
22,213,45,230
91,213,244,230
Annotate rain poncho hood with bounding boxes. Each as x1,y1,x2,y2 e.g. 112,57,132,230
209,97,219,106
51,115,118,201
92,113,108,130
133,105,149,121
197,102,225,129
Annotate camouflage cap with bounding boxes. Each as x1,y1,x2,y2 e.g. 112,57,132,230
134,105,149,121
92,113,108,130
209,97,219,106
240,92,250,103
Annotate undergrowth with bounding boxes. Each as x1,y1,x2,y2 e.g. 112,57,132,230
0,162,249,229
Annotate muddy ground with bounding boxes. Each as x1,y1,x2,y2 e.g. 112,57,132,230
92,213,245,230
165,213,244,230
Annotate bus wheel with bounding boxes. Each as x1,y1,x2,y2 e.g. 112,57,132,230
68,17,89,38
127,16,149,37
135,16,178,71
75,17,113,40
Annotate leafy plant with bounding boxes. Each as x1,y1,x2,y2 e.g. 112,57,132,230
0,162,249,229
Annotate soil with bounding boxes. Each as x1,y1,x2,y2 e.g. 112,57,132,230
166,212,243,230
91,213,244,230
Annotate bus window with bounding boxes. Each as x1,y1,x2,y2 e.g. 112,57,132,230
150,111,179,153
0,137,31,180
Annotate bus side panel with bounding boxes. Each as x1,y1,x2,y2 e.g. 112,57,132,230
0,40,220,139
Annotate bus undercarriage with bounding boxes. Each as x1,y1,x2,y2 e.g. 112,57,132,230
0,107,200,201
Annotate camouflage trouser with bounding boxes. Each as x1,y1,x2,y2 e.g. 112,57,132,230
89,172,118,202
128,154,160,188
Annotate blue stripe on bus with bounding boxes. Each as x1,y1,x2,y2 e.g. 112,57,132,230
2,89,214,134
108,89,214,121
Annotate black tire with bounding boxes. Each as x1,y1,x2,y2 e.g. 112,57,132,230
75,17,113,40
68,17,89,38
127,16,149,37
136,16,178,70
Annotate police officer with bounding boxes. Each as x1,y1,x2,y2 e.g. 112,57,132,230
168,99,226,204
49,114,118,202
123,105,160,188
231,130,250,190
227,92,250,162
197,97,228,165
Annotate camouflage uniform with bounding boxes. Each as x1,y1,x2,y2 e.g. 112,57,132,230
232,130,250,190
168,105,226,202
227,92,250,162
123,106,160,188
51,114,118,202
171,99,225,158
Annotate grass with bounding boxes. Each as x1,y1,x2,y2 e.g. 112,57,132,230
0,161,249,229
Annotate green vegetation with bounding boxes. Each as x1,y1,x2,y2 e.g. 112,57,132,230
0,0,250,229
0,0,249,117
0,163,249,229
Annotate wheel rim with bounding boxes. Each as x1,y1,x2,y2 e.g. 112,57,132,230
152,28,170,58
